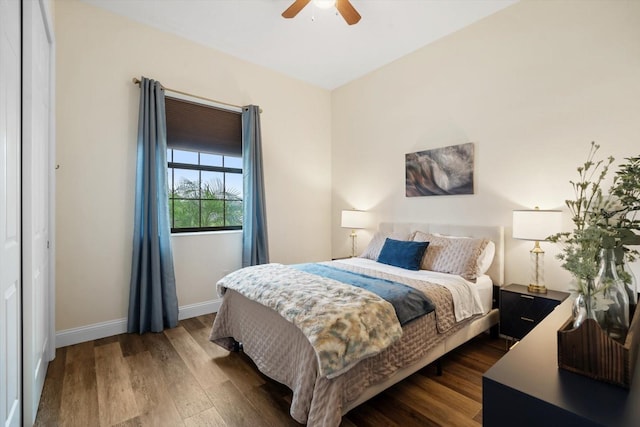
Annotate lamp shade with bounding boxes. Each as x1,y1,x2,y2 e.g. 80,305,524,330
341,210,368,229
512,209,562,241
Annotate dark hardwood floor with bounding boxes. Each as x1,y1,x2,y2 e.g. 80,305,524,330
35,314,507,426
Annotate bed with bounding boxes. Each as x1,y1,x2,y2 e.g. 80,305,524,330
209,222,504,426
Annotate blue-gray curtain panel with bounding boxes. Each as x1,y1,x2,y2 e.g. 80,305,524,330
127,77,179,334
242,105,270,267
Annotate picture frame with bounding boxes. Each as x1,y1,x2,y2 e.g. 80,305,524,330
405,142,474,197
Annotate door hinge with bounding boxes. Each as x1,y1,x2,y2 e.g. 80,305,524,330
47,241,50,249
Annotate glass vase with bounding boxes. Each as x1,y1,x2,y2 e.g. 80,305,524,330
572,278,599,329
596,248,629,341
616,258,638,306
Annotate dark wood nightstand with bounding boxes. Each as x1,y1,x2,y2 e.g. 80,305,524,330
500,284,569,340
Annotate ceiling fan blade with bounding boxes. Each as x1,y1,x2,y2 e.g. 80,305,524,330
336,0,361,25
282,0,312,19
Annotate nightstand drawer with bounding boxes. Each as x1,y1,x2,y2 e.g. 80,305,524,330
499,284,569,340
500,307,547,340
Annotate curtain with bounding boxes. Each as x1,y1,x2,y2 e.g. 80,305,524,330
242,105,270,267
127,77,179,334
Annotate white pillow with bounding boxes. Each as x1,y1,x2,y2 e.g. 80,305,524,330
477,240,495,275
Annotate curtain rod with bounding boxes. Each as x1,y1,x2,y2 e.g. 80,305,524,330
132,77,262,113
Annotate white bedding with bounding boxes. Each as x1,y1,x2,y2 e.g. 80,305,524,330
475,274,494,314
333,257,487,320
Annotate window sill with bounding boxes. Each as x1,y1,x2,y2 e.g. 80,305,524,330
170,230,242,237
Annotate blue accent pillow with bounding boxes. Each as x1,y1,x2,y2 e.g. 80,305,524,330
377,238,429,271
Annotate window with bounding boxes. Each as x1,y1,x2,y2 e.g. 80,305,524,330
165,95,243,233
167,150,242,232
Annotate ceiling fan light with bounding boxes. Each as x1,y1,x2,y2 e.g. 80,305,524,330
313,0,336,9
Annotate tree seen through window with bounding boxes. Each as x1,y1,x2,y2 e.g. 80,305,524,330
167,149,243,232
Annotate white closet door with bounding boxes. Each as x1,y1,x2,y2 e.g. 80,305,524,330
0,0,22,426
22,0,55,424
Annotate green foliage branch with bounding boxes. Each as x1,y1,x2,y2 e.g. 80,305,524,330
548,143,640,295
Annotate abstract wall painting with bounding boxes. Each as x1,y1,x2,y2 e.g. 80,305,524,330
406,142,474,197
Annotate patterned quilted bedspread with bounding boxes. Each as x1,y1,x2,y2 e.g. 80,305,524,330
292,263,436,325
216,263,404,378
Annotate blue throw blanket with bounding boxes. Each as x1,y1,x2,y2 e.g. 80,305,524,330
293,263,435,325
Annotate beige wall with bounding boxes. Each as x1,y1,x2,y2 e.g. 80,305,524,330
331,0,640,291
56,0,640,332
55,0,332,331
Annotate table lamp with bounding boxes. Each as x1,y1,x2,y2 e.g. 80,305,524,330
341,210,368,257
513,207,562,293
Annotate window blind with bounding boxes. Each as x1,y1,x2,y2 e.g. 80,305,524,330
165,96,242,157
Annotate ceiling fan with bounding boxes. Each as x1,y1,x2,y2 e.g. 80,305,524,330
282,0,361,26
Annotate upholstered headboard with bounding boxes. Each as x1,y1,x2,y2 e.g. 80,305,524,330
378,222,505,286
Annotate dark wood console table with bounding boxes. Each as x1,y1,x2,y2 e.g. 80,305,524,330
483,297,640,427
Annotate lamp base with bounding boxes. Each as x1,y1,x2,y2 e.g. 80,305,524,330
528,283,547,294
350,231,358,258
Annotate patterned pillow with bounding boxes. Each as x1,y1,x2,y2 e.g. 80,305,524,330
412,231,489,281
360,230,412,260
431,233,496,275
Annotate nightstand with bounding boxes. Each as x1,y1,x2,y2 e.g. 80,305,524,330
500,284,569,340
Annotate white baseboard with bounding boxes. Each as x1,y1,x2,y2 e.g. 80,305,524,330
55,299,222,348
55,318,128,348
178,299,222,321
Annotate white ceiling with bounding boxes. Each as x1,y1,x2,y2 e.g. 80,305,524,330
83,0,518,90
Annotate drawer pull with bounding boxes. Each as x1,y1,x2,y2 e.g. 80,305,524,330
520,295,534,300
521,317,535,323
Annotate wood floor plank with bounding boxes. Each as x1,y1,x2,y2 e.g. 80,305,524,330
119,332,148,357
189,326,232,359
385,380,481,427
205,381,271,427
199,313,215,327
110,418,141,427
243,382,303,427
126,350,184,426
94,335,120,347
448,349,496,373
34,346,67,426
437,357,485,387
468,336,509,355
189,326,265,394
180,316,206,333
164,326,229,390
252,381,300,424
406,374,481,418
426,360,484,402
364,392,440,427
58,341,100,426
141,331,213,419
342,400,400,427
183,407,227,427
339,418,359,427
474,408,483,424
94,342,139,427
213,352,268,394
451,337,507,370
